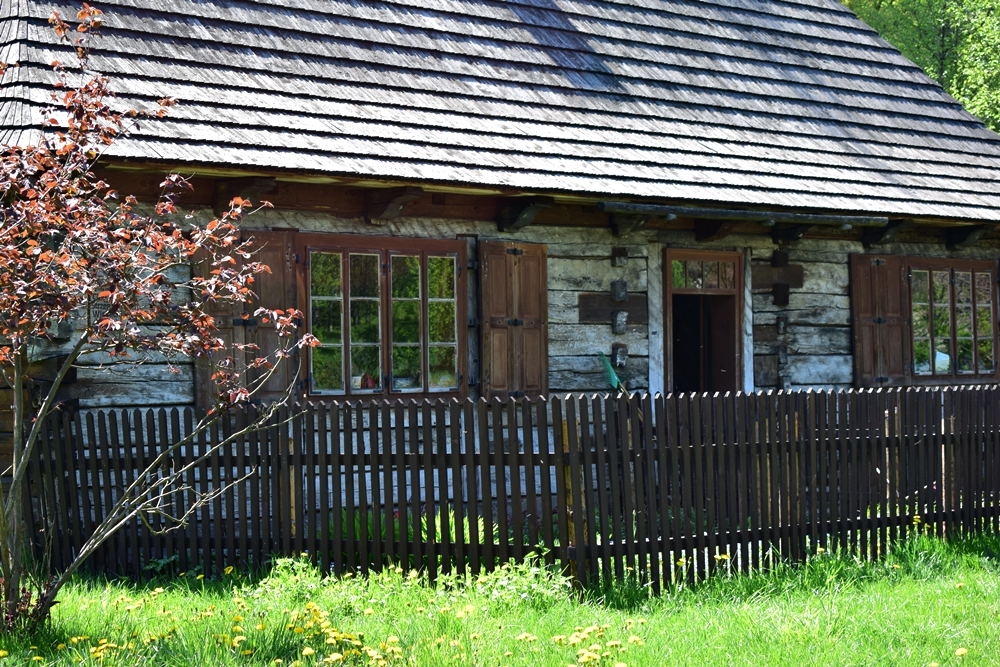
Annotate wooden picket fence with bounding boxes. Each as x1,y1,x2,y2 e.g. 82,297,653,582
25,386,1000,590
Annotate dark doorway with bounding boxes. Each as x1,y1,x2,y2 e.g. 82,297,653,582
665,249,744,393
671,294,738,393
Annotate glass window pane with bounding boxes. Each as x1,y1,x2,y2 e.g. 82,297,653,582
687,261,703,289
392,300,420,344
956,305,973,340
350,253,380,298
428,302,456,343
392,346,421,391
311,299,342,344
958,338,974,373
350,301,380,343
311,252,342,297
671,260,686,288
705,262,719,288
933,305,951,340
391,255,420,299
978,339,994,373
350,346,381,390
312,348,343,391
932,271,950,304
977,306,993,337
911,270,929,304
720,262,735,289
913,340,931,375
934,338,952,373
428,256,455,299
912,304,930,338
955,271,972,304
975,272,992,306
428,346,457,390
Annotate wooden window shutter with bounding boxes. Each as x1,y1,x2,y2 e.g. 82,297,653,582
480,241,548,400
241,229,301,402
849,254,910,387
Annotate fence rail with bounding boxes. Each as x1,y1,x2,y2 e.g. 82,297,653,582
27,386,1000,590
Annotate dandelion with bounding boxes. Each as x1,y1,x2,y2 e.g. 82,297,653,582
364,608,375,616
302,647,315,656
224,566,235,575
676,558,686,567
197,574,205,580
956,582,965,589
57,644,66,650
0,651,7,657
816,547,825,554
956,648,969,656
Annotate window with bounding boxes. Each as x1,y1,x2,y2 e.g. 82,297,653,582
849,254,998,387
306,235,466,397
910,264,994,377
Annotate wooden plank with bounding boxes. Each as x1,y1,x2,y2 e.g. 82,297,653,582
450,399,466,575
618,393,638,577
506,399,523,564
422,401,436,580
462,400,479,574
365,402,379,573
303,404,316,567
744,393,761,571
807,392,819,555
723,392,740,569
383,401,396,571
330,403,343,575
691,395,707,579
62,412,84,573
250,406,266,572
677,394,695,582
436,401,452,573
223,415,237,572
132,410,152,575
593,395,613,581
342,404,356,573
118,411,139,579
47,416,69,572
552,396,571,575
653,394,672,582
703,394,718,572
235,409,248,570
627,394,647,585
766,392,781,562
107,412,126,574
640,393,659,591
566,397,586,585
73,411,94,571
394,401,408,573
491,399,509,570
476,399,493,570
212,420,225,575
535,398,555,569
171,409,188,574
520,398,539,565
317,403,330,573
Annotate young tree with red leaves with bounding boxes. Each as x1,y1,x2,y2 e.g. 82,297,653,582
0,6,316,628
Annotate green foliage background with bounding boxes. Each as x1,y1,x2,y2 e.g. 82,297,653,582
843,0,1000,131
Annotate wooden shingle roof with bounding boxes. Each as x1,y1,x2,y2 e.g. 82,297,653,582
3,0,1000,221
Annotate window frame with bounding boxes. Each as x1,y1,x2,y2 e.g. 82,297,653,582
905,257,999,385
299,233,468,400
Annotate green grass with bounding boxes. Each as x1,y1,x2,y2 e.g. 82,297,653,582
2,532,999,666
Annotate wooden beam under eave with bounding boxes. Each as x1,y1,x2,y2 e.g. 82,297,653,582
213,177,277,216
694,219,736,242
496,196,555,231
862,218,908,248
365,186,423,225
945,225,989,250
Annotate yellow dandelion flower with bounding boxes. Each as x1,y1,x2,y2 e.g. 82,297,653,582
57,644,66,650
302,647,315,656
816,547,825,554
628,635,643,645
386,636,399,644
196,574,204,580
242,650,253,655
256,623,266,631
956,582,965,589
233,615,244,622
0,650,7,657
224,566,235,575
363,608,375,616
32,658,43,662
956,648,969,656
324,654,344,663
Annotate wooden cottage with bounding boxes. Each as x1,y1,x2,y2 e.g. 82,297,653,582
3,0,1000,421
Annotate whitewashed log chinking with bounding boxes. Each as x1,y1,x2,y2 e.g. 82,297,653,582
3,0,1000,425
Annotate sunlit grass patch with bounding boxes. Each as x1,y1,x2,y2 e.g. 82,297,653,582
1,533,998,666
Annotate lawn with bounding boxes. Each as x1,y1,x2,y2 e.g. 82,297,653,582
1,533,998,666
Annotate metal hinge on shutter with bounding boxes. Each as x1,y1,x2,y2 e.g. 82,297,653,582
506,248,523,255
507,318,524,326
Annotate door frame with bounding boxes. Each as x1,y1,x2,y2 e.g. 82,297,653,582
664,248,745,394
